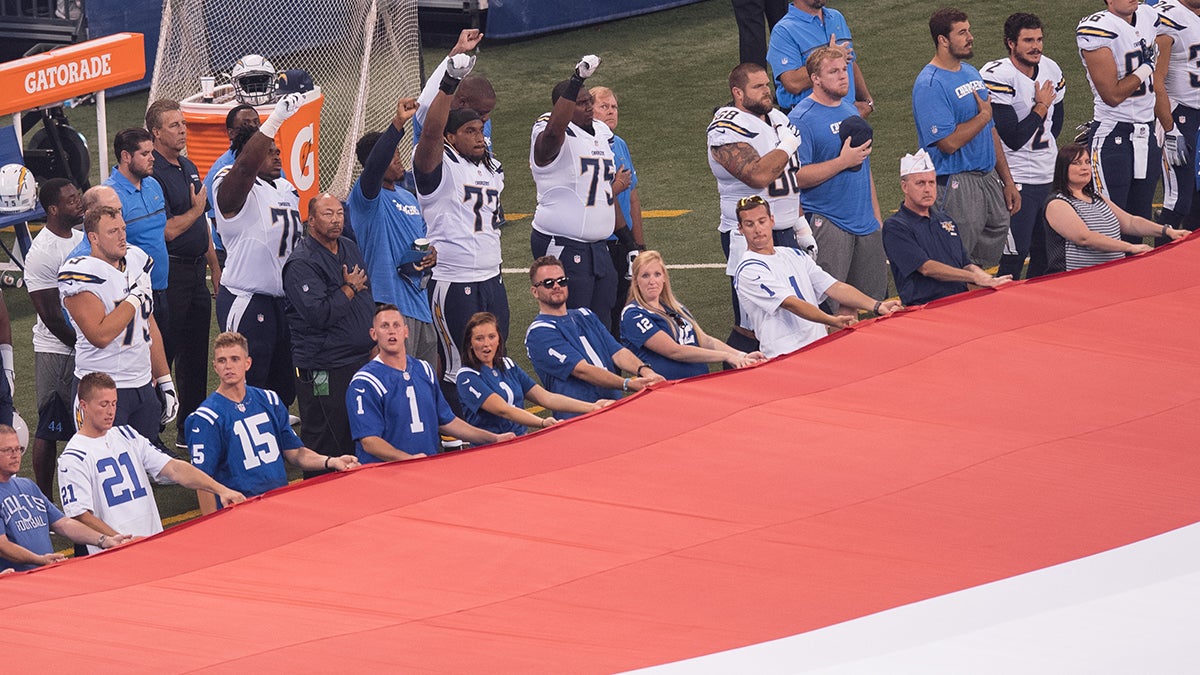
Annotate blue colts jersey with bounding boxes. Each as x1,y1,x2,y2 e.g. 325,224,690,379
187,387,303,498
348,356,456,463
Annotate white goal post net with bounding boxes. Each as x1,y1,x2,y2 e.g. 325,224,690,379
149,0,422,196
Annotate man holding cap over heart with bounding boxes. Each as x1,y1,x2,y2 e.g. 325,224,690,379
883,149,1012,307
789,45,885,319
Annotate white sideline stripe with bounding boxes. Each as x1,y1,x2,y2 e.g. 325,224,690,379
628,522,1200,674
502,263,725,274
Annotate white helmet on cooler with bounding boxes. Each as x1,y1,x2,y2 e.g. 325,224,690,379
0,164,37,214
231,54,277,105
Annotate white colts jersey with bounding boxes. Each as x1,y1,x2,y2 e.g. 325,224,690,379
214,170,302,297
1156,2,1200,109
530,115,617,243
418,144,505,283
58,425,172,553
1077,5,1160,123
58,246,154,388
707,106,802,234
982,56,1066,184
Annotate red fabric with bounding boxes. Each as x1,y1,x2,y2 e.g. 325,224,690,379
5,239,1200,672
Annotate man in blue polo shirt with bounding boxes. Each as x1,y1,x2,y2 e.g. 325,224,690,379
790,45,884,319
767,0,875,116
882,150,1012,306
347,98,438,367
69,129,170,330
524,256,662,415
912,7,1020,269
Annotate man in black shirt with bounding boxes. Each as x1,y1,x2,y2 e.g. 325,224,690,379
146,99,221,448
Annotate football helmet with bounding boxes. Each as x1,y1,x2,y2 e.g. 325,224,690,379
231,54,278,105
0,164,36,214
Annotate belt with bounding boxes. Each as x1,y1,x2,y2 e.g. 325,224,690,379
168,254,207,265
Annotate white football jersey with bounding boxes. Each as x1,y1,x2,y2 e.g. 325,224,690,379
58,246,154,388
981,56,1066,184
707,105,802,234
734,248,836,359
529,115,617,242
58,425,173,553
213,170,302,297
1077,5,1160,123
24,227,83,355
1156,2,1200,109
417,143,505,283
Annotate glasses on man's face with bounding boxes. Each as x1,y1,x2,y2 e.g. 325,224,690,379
535,276,570,289
0,446,25,456
736,195,767,209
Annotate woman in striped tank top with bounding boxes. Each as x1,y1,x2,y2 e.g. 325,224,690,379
1044,144,1187,274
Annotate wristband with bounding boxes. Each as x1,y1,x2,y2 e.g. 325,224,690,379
622,377,631,393
1132,63,1153,84
563,74,584,103
873,300,882,314
324,456,331,470
636,364,651,376
97,534,107,548
1162,224,1169,238
439,70,462,95
122,294,142,311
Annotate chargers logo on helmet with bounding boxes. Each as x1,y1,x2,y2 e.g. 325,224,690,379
231,54,277,106
0,164,36,214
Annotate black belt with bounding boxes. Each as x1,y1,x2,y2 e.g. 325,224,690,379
168,254,207,265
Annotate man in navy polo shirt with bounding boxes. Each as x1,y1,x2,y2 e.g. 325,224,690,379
882,150,1012,306
789,45,885,319
147,99,219,448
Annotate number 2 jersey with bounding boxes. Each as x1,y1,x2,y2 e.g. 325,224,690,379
187,386,303,498
981,55,1066,184
57,245,154,387
529,115,617,243
58,425,172,553
347,356,455,464
213,170,302,297
1077,4,1160,123
416,143,505,283
707,105,802,235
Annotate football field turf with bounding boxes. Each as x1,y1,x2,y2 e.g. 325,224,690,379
9,0,1093,524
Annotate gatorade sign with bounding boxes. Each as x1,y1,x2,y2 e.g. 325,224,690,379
0,33,145,116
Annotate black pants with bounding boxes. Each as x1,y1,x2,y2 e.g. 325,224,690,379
531,229,619,333
731,0,788,67
216,289,296,406
165,256,212,439
295,358,366,478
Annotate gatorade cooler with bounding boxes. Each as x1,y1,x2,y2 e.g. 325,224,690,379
180,84,322,218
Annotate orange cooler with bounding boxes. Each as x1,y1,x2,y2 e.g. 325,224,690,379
180,85,322,218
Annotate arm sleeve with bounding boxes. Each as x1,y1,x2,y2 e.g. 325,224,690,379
512,364,538,395
526,325,586,381
22,245,59,292
282,259,353,327
268,395,304,451
800,251,839,301
187,412,224,476
425,361,457,425
1050,101,1065,141
359,124,405,201
136,435,173,483
456,370,491,415
880,218,933,280
766,27,804,81
619,305,664,350
913,79,957,148
991,102,1043,151
347,373,387,442
414,58,449,137
56,453,94,518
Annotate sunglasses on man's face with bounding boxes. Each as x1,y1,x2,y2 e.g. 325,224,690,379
535,276,570,289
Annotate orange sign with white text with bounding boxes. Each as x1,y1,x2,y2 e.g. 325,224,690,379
0,33,146,116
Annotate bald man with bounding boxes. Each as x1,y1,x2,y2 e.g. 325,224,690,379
281,194,375,469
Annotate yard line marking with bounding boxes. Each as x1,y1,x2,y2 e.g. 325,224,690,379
503,209,690,221
502,262,724,274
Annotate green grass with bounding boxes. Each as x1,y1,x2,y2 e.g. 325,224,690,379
9,0,1093,526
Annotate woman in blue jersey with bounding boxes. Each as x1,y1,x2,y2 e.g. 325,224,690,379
455,313,612,437
619,251,765,380
1044,144,1187,274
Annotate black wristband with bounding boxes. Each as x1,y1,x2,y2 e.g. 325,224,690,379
636,364,650,376
563,74,584,102
324,456,331,470
438,71,461,95
873,300,882,314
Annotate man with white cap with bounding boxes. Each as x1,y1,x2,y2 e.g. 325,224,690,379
882,150,1012,307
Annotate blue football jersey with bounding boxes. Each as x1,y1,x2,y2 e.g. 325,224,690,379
456,357,538,437
187,387,303,498
348,356,455,463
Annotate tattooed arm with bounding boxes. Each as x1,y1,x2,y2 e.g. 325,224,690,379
710,142,794,190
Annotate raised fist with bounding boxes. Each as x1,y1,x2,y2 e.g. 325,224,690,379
575,55,601,79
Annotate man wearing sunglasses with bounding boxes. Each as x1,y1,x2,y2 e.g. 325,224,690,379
525,257,663,417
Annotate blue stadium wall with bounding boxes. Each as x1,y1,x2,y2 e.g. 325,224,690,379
84,0,705,95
